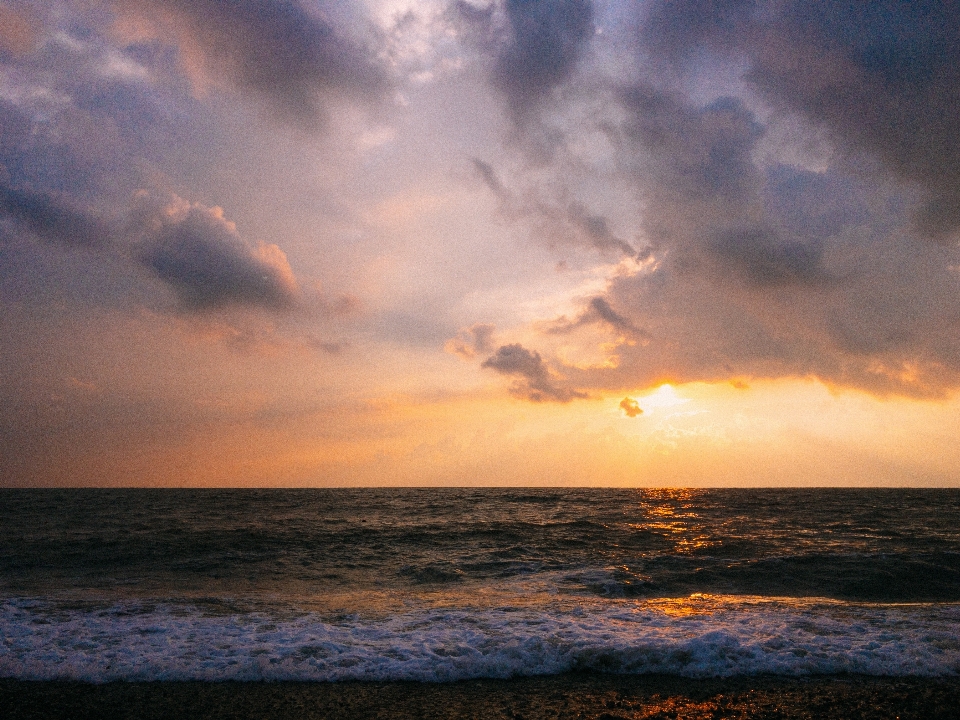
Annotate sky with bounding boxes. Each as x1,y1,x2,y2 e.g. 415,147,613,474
2,0,960,487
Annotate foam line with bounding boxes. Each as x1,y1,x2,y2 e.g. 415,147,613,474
2,596,959,682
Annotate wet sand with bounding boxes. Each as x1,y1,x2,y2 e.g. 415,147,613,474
3,674,960,719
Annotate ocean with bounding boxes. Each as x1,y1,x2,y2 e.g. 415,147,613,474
2,488,960,682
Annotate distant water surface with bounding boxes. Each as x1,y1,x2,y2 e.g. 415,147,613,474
2,488,959,681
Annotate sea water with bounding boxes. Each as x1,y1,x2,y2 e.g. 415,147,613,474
2,488,959,681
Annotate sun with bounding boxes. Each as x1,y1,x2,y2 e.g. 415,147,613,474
638,384,689,412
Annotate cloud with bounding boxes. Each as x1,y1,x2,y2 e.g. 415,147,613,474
0,15,313,318
481,342,586,402
619,89,763,204
757,2,960,242
472,158,506,198
712,227,826,286
548,296,644,337
565,214,960,398
642,0,960,241
619,397,642,417
493,0,593,120
587,297,638,334
477,6,960,401
112,0,389,124
0,181,111,248
136,197,300,312
472,157,637,259
615,86,833,288
0,93,125,204
566,202,637,257
446,322,496,358
764,164,871,243
457,0,594,122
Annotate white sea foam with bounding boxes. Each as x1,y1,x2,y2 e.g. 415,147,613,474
2,595,959,682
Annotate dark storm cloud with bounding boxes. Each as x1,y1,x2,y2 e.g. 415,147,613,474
770,2,960,241
763,164,871,244
0,95,120,203
712,227,826,286
138,201,299,311
452,2,960,401
457,0,594,121
0,182,110,248
567,182,960,397
114,0,389,123
493,0,593,120
643,0,757,61
482,343,586,402
619,89,763,202
642,0,960,241
616,85,833,287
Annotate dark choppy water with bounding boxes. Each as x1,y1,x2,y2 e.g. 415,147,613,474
2,488,960,680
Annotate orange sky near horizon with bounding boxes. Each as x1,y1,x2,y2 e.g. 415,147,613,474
9,373,960,487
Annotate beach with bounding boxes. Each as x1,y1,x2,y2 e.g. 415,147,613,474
3,675,960,719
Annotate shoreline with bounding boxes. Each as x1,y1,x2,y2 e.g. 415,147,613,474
3,674,960,719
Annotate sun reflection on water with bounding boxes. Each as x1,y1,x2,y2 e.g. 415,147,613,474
634,488,719,554
642,594,719,617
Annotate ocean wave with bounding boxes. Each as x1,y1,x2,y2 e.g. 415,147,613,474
2,595,959,682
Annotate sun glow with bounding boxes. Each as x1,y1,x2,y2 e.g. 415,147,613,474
636,384,689,413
